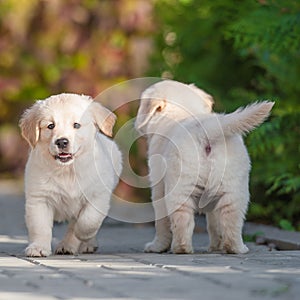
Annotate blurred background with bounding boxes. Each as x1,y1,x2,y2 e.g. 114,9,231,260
0,0,299,230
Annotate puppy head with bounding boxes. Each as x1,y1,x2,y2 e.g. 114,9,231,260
19,93,116,165
135,80,214,134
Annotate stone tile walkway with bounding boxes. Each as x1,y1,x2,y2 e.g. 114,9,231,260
1,189,300,299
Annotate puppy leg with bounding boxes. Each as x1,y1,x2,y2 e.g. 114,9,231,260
145,217,171,253
56,221,98,255
206,210,222,252
25,201,53,257
55,221,81,255
145,182,172,253
74,201,108,243
164,167,196,254
218,195,249,254
169,202,195,254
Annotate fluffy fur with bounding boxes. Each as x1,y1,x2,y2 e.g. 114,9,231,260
19,93,122,257
135,80,274,254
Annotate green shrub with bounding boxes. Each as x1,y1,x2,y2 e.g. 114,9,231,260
150,0,300,230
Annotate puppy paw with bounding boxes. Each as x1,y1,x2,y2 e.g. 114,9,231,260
171,243,193,254
235,244,249,254
208,245,223,253
223,243,249,254
25,243,51,257
79,238,98,254
144,240,170,253
55,242,78,255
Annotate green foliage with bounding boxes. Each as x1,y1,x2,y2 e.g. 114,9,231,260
150,0,300,229
0,0,299,228
279,219,296,232
0,0,154,124
243,231,264,243
0,0,154,204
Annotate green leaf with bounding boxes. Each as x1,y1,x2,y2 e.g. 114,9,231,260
279,219,295,231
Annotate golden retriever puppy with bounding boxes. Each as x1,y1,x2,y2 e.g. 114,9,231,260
19,93,122,257
135,80,274,254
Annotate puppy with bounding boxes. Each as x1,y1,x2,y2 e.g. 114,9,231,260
135,80,274,254
19,93,122,257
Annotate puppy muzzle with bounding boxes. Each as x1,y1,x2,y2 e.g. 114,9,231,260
54,138,73,164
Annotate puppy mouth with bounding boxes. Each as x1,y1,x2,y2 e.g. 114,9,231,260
54,152,74,163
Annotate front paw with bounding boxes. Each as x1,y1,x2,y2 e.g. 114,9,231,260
79,238,98,254
25,243,51,257
55,241,79,255
171,241,193,254
144,240,170,253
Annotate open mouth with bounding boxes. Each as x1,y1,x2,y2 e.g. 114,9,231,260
54,152,73,163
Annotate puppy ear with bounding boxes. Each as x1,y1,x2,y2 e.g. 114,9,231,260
188,84,214,111
135,98,166,132
90,101,116,137
19,102,41,148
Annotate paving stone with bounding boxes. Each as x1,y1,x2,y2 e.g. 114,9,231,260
1,191,300,299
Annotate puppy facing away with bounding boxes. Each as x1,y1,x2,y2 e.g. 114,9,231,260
19,93,122,257
135,80,274,254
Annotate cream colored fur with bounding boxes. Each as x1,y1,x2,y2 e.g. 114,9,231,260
19,93,122,257
135,80,274,254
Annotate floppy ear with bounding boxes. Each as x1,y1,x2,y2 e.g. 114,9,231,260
135,98,166,132
19,102,41,148
90,101,116,137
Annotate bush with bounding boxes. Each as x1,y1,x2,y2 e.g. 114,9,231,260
149,0,300,229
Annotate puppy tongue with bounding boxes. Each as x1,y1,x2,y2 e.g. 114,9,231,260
59,153,71,157
55,153,73,162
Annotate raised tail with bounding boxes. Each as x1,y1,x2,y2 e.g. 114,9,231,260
201,101,274,139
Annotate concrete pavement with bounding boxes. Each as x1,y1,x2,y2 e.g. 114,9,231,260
1,183,300,300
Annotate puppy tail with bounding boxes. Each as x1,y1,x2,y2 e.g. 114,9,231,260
202,101,274,139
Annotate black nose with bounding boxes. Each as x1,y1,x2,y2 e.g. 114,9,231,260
55,138,69,149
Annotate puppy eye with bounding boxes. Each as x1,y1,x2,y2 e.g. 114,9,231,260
47,123,55,130
73,123,81,129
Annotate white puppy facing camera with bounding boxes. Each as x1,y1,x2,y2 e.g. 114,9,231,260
19,93,122,257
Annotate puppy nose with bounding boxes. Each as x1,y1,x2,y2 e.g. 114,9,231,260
55,138,69,149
